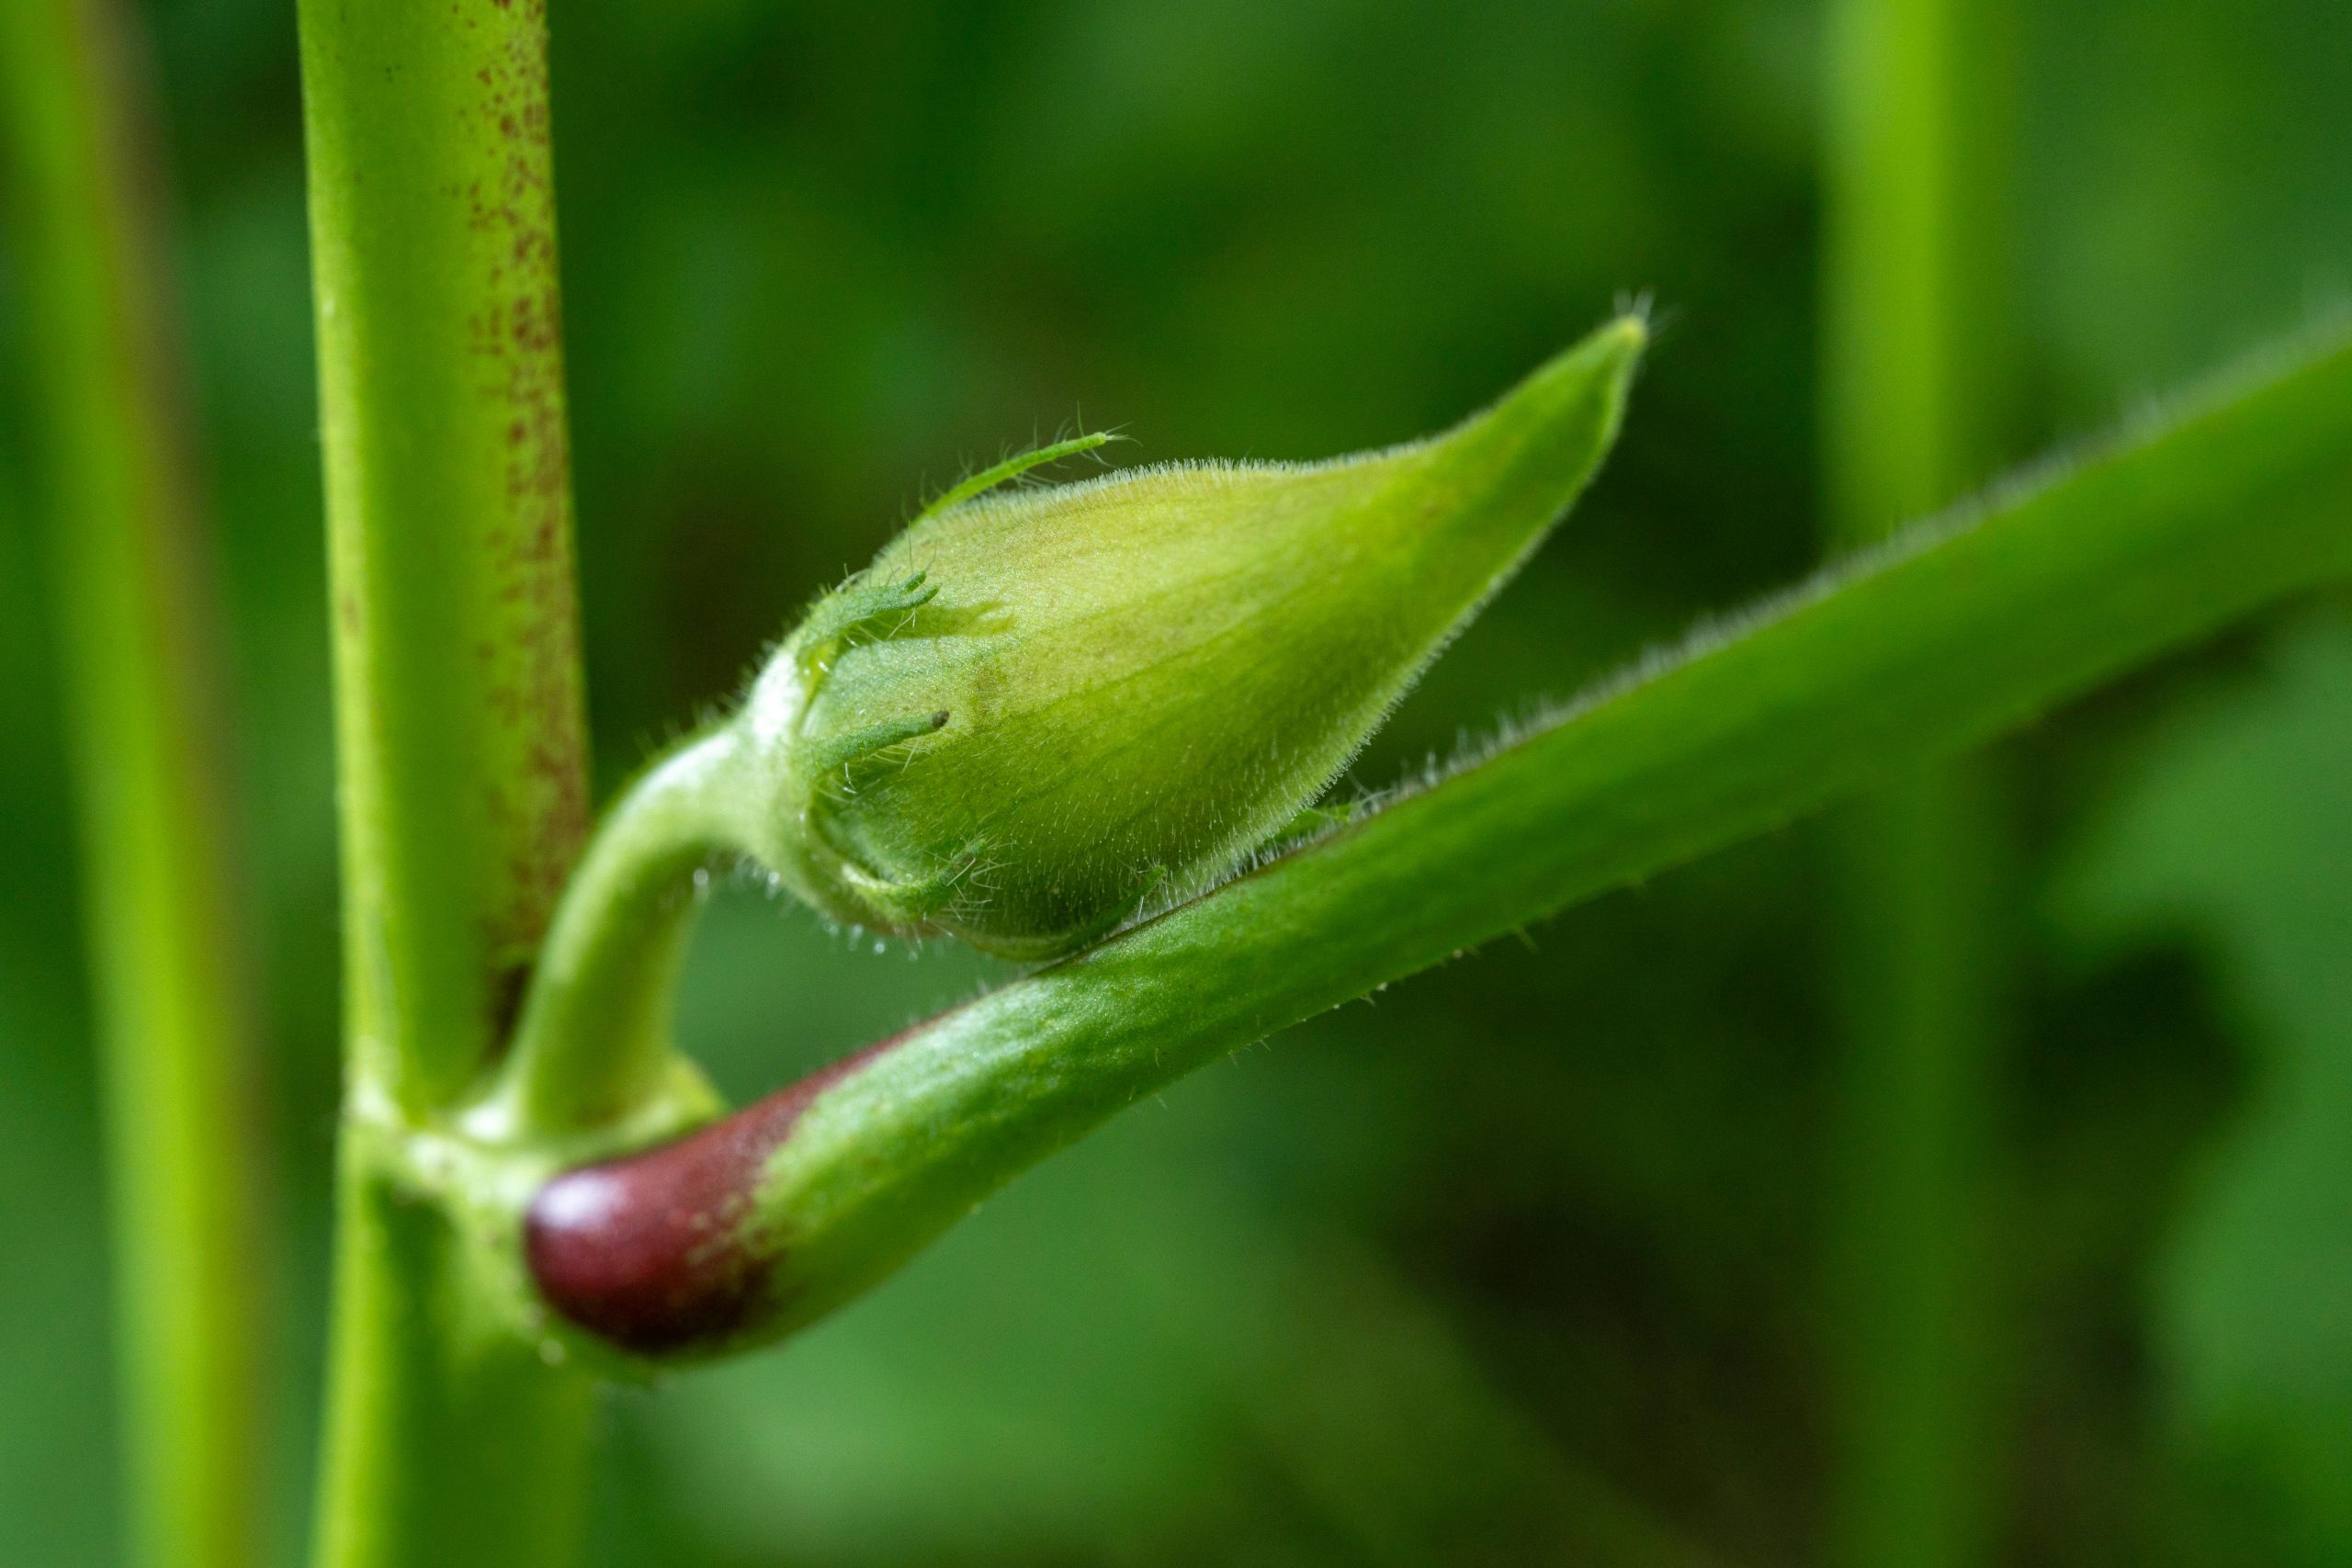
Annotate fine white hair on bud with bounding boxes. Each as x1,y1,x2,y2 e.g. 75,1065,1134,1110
730,315,1646,960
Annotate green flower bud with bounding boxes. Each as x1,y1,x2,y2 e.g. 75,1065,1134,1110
733,316,1645,959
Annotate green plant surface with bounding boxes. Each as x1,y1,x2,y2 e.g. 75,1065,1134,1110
300,0,594,1121
1817,0,2021,1563
294,0,603,1560
643,1057,1713,1565
0,1,266,1563
514,324,2352,1369
494,319,1645,1141
3,4,2348,1562
1821,0,2016,520
2057,611,2352,1565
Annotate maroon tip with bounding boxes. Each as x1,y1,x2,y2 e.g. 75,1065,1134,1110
525,1033,907,1356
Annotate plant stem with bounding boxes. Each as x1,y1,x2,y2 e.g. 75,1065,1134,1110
296,0,599,1558
1819,0,2019,1562
518,328,2352,1360
0,3,266,1564
483,730,742,1136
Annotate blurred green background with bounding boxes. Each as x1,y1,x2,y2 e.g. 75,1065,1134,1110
3,0,2349,1562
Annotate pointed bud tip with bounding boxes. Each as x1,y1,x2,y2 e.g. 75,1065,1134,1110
1599,311,1648,386
1406,312,1648,575
1442,312,1646,453
1515,310,1647,418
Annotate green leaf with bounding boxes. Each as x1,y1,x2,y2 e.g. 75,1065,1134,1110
2055,611,2352,1563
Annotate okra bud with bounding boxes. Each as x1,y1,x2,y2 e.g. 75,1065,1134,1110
732,316,1646,960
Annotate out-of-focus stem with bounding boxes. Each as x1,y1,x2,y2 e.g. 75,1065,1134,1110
0,1,266,1564
297,0,599,1560
1820,0,2020,1563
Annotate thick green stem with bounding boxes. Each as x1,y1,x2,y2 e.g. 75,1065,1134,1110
296,0,599,1559
0,2,266,1564
518,328,2352,1362
312,1139,594,1568
1821,0,2019,1562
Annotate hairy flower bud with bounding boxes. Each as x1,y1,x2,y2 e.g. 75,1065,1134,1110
731,316,1645,958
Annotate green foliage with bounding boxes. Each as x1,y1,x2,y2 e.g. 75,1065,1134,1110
0,2,265,1563
2058,612,2352,1564
5,1,2352,1563
492,322,1642,1137
509,325,2352,1371
638,1017,1701,1565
